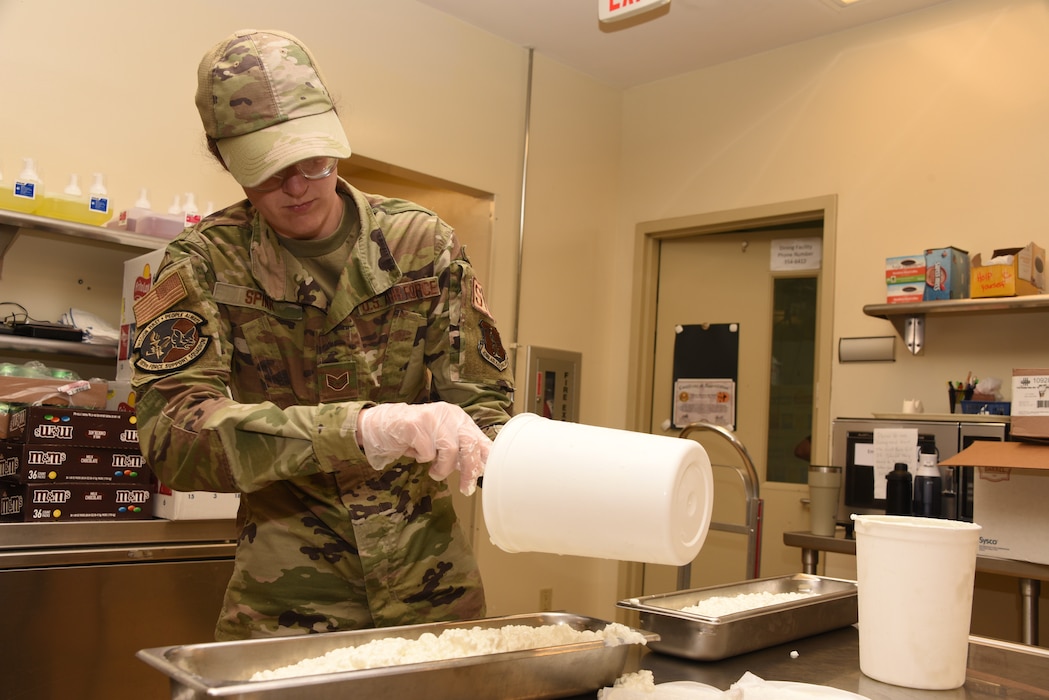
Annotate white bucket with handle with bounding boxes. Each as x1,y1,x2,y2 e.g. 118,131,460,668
481,413,714,566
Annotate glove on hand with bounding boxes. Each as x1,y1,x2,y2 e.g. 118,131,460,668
357,402,492,495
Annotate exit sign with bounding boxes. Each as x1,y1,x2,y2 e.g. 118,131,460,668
599,0,670,23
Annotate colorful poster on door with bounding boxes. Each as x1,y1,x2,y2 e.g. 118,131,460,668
673,378,735,430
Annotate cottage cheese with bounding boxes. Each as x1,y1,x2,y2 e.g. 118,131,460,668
251,622,646,681
679,591,815,617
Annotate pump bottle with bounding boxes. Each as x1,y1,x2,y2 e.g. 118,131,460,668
108,188,153,231
913,452,943,518
9,158,43,214
0,164,23,212
86,173,111,225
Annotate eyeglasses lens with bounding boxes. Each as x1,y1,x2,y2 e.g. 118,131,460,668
253,157,338,191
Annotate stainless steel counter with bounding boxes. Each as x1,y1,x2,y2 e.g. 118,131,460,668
572,626,1049,698
0,518,239,699
0,518,239,567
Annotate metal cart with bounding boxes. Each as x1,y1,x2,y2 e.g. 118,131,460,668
676,421,763,589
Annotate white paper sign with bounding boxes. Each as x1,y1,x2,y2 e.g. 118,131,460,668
770,237,822,272
673,378,735,430
872,428,918,499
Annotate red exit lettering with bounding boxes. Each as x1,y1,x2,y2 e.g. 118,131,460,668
600,0,668,23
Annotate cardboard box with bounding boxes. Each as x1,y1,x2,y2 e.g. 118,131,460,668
970,244,1046,298
0,481,152,522
940,441,1049,565
923,246,970,301
153,484,240,520
885,255,926,284
886,282,924,304
118,249,165,381
4,406,139,449
0,441,150,485
0,375,107,415
1010,368,1049,439
105,379,135,412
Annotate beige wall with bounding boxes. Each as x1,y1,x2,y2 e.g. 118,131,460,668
0,0,623,622
3,0,1047,635
618,0,1049,637
621,0,1049,442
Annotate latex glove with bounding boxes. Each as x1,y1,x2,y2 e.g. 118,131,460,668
357,402,492,495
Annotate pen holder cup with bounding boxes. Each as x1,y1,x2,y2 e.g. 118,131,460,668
947,387,973,413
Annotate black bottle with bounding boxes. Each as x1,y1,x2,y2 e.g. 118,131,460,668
885,462,913,516
913,453,943,518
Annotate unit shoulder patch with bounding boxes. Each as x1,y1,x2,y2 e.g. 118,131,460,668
133,310,210,374
477,318,508,371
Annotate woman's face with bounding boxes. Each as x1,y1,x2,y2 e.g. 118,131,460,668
243,161,343,240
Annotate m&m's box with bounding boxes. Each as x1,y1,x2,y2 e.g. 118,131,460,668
0,481,152,522
0,441,150,485
3,406,138,449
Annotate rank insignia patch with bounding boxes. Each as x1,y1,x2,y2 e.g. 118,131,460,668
477,318,508,371
133,310,210,374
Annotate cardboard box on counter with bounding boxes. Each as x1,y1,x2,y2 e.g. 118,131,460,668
105,379,135,412
3,406,138,449
970,244,1046,298
923,246,970,301
1010,368,1049,440
0,376,107,413
940,441,1049,566
118,249,165,381
0,480,152,522
154,483,240,520
0,440,150,485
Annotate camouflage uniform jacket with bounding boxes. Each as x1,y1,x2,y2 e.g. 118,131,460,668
130,179,514,639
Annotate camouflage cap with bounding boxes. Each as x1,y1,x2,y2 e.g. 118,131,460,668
195,29,352,188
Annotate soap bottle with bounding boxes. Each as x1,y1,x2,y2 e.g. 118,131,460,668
9,158,44,214
136,194,186,238
182,191,201,227
107,187,152,231
38,173,84,222
913,452,943,518
0,163,22,212
885,462,913,516
85,173,111,225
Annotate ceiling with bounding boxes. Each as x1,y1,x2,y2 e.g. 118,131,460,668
416,0,953,88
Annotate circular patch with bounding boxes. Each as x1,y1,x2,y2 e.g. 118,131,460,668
133,310,210,373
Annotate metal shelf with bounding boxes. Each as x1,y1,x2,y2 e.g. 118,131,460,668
0,209,165,276
863,294,1049,354
0,333,117,359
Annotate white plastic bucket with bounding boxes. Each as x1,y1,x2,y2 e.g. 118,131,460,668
852,514,981,690
481,413,714,566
